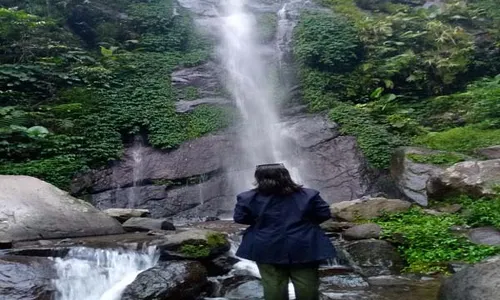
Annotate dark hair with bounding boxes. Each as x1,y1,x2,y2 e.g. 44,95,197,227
254,163,302,195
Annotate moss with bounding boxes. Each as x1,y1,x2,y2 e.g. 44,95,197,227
179,232,228,258
406,152,467,166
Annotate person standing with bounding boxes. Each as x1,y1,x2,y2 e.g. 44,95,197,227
233,163,336,300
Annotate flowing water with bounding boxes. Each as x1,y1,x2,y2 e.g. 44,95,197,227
127,136,145,208
217,0,305,191
52,247,158,300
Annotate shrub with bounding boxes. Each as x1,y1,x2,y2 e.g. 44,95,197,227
406,152,467,166
293,11,363,72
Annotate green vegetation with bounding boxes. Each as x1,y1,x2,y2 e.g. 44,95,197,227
406,152,467,166
179,232,228,258
0,2,230,189
292,0,500,169
375,202,500,274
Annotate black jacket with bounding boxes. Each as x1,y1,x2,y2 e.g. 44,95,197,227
233,188,336,264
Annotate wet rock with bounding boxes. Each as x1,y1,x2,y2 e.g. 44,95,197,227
439,256,500,300
467,227,500,246
367,275,412,286
427,159,500,199
103,208,150,223
224,279,264,299
343,223,381,241
391,147,445,206
320,291,371,300
204,255,240,276
447,262,470,274
0,176,124,242
171,62,222,97
121,261,208,300
330,197,411,221
422,209,444,216
122,217,176,232
280,114,339,148
150,229,230,260
320,274,369,289
476,145,500,159
344,240,404,276
0,255,56,300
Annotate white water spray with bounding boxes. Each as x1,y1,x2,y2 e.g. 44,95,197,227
217,0,303,191
52,247,158,300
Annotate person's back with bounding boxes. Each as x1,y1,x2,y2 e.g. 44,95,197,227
233,163,336,300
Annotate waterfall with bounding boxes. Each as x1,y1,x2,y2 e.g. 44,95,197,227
128,136,145,208
52,247,158,300
217,0,304,192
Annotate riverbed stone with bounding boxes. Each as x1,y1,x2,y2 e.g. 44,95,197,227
330,197,411,221
0,255,56,300
0,176,124,242
344,240,404,276
343,223,381,240
439,256,500,300
467,227,500,246
121,261,208,300
122,217,176,232
476,145,500,159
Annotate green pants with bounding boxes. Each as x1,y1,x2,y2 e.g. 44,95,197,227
257,263,320,300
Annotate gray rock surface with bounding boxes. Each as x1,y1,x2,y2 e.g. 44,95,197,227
439,256,500,300
102,208,150,223
344,240,404,277
427,159,500,199
476,145,500,159
0,255,55,300
175,97,232,113
391,147,444,206
343,223,381,240
467,227,500,246
122,217,176,232
330,197,411,221
0,176,124,242
121,261,208,300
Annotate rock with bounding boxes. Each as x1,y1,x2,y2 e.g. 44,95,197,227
436,204,462,214
0,176,124,242
343,223,381,240
103,208,150,222
204,255,240,276
422,209,445,216
439,256,500,300
344,240,404,276
467,227,500,246
122,217,176,232
447,262,470,274
175,97,232,113
366,275,412,286
321,220,355,233
121,261,208,300
171,62,222,98
150,229,230,260
476,145,500,159
224,280,264,299
321,274,369,289
391,147,445,206
427,159,500,199
330,197,412,221
0,239,13,249
0,255,56,300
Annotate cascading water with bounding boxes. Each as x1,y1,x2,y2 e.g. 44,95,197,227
217,0,304,192
52,247,158,300
128,136,145,208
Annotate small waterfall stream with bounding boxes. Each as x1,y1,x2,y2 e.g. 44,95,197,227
52,247,158,300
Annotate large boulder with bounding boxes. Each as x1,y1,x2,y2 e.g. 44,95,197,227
122,217,176,232
476,145,500,159
343,240,404,277
439,256,500,300
427,159,500,199
0,176,124,242
0,255,55,300
467,227,500,246
121,261,208,300
391,147,444,206
330,197,411,221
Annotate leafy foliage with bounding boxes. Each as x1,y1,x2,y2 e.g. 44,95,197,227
376,207,500,274
406,152,466,166
294,12,363,72
329,103,405,168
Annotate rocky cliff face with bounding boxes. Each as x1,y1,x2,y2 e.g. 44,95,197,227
70,0,378,220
